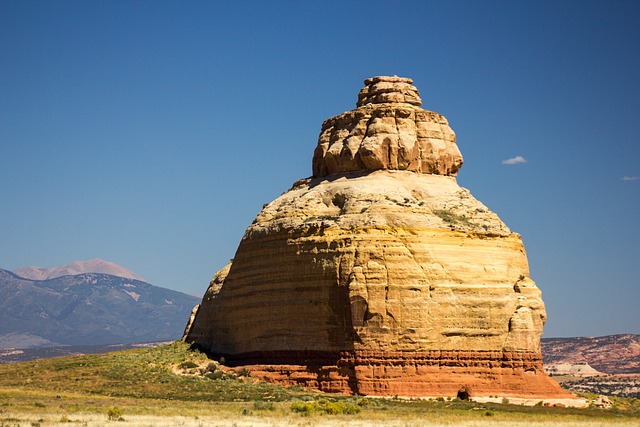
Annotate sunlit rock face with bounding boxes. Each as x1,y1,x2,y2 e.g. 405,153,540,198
312,76,462,177
185,76,573,400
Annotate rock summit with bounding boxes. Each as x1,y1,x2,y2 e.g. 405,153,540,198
312,76,462,177
184,76,575,401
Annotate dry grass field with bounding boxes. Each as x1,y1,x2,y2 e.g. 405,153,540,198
1,342,638,427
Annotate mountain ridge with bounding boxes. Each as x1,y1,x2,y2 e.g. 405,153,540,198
0,267,199,349
13,258,146,282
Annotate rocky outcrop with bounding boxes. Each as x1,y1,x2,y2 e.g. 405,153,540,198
312,76,462,177
185,76,575,401
544,362,604,377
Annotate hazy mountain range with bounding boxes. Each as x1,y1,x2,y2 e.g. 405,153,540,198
0,259,199,349
13,258,146,282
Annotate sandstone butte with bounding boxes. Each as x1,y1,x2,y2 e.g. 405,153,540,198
184,76,579,403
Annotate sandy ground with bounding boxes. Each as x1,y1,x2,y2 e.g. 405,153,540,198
471,396,588,407
4,413,638,427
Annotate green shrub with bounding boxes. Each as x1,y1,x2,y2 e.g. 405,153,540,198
204,370,224,380
107,407,124,421
253,401,276,411
178,361,199,369
333,402,361,415
290,400,361,416
237,367,251,377
291,401,320,415
324,402,342,415
356,397,372,407
433,209,473,226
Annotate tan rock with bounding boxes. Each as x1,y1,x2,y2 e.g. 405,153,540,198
544,362,604,376
185,76,575,401
181,304,200,342
594,395,613,408
312,76,462,177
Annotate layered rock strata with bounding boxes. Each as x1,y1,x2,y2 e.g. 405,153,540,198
312,76,462,177
185,76,573,400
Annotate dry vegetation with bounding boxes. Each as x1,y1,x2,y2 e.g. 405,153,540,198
552,375,640,398
0,342,639,426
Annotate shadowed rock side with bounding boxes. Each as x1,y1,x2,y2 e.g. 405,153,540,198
185,76,574,400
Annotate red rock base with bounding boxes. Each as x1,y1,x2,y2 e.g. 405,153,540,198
224,350,573,399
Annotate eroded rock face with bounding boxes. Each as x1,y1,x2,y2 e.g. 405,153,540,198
185,76,573,400
312,76,463,177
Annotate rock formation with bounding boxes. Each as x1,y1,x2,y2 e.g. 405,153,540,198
184,76,575,401
312,76,462,177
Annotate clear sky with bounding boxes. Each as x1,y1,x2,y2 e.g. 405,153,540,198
1,0,638,338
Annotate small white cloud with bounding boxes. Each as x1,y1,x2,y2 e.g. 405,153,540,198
502,155,528,165
621,176,640,181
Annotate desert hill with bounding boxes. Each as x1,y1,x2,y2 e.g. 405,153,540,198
541,334,640,374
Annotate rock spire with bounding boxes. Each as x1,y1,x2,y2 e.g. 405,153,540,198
312,76,462,177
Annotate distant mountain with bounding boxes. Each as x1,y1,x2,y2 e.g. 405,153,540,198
13,258,146,282
541,334,640,374
0,268,199,349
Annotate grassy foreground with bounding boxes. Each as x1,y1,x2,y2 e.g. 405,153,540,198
0,342,638,426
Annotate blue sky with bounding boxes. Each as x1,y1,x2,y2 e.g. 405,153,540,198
1,0,638,338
